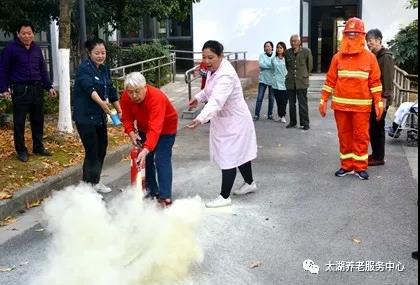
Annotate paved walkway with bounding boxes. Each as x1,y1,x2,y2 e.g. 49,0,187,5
0,75,417,285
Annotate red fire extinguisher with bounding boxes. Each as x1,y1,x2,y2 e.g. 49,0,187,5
130,139,146,192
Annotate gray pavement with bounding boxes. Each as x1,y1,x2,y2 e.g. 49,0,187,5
0,75,418,285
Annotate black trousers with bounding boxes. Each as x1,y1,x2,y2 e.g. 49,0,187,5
369,105,388,160
11,83,45,154
220,161,253,199
287,88,309,127
273,89,288,118
76,123,108,184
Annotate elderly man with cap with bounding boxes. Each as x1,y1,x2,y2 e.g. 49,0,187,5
319,17,384,180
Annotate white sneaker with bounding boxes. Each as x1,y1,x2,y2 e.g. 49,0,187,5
205,195,232,208
280,117,287,123
94,183,112,194
233,181,257,195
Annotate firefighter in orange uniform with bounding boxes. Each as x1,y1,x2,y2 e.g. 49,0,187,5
319,17,384,180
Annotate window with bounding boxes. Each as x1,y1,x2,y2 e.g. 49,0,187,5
169,18,191,37
143,16,155,39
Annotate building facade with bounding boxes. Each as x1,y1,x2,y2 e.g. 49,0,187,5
193,0,418,72
1,0,417,80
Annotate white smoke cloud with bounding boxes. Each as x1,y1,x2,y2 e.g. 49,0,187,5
34,183,204,285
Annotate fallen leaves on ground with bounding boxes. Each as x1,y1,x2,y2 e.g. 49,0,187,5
0,115,128,200
351,235,362,245
249,261,262,269
0,192,12,200
25,199,43,209
0,216,17,227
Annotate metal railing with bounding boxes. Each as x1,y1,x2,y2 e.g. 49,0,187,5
170,49,203,73
393,65,418,106
179,50,248,101
110,52,176,91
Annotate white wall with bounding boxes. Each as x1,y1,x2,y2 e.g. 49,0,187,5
193,0,418,59
193,0,300,60
362,0,418,47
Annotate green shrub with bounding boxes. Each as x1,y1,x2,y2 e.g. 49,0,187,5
44,91,59,114
388,19,418,74
0,98,12,114
112,78,125,98
115,40,173,87
106,42,123,69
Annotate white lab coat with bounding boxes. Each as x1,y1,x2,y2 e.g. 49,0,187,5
195,59,257,169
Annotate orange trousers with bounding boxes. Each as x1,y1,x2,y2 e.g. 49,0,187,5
334,110,370,171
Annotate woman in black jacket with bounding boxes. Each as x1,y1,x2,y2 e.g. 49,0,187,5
73,38,121,193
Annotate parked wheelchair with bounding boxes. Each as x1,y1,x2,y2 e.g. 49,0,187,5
388,101,418,147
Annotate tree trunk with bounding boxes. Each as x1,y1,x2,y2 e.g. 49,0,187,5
57,0,75,133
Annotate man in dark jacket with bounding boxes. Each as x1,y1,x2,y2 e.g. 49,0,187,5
366,29,395,166
0,21,57,162
285,34,313,130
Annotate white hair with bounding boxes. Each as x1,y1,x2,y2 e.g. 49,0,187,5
290,34,300,41
124,72,147,89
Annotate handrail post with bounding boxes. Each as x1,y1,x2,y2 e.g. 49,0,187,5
234,52,238,72
188,72,192,102
157,58,161,88
243,52,247,77
393,67,397,106
172,53,176,82
392,65,418,107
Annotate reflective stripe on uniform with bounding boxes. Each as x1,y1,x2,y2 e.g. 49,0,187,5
322,85,334,93
340,153,354,160
370,86,383,93
340,152,368,161
332,96,372,106
338,70,369,79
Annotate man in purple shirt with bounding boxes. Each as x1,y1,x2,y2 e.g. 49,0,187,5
0,21,57,162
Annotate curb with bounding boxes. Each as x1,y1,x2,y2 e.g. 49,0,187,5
0,144,131,221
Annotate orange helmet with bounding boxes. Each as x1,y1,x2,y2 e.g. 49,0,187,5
344,17,365,34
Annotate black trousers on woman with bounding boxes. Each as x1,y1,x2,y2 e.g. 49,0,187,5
76,123,108,184
220,161,253,198
273,89,288,118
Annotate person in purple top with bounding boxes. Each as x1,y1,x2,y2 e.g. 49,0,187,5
0,21,57,162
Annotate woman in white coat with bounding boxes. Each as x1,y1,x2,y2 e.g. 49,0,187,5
187,40,258,208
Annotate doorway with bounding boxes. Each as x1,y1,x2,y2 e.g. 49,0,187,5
305,0,361,73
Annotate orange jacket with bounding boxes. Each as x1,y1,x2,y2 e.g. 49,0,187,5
321,49,382,112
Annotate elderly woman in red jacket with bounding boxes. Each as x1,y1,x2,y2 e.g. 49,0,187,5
120,72,178,206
